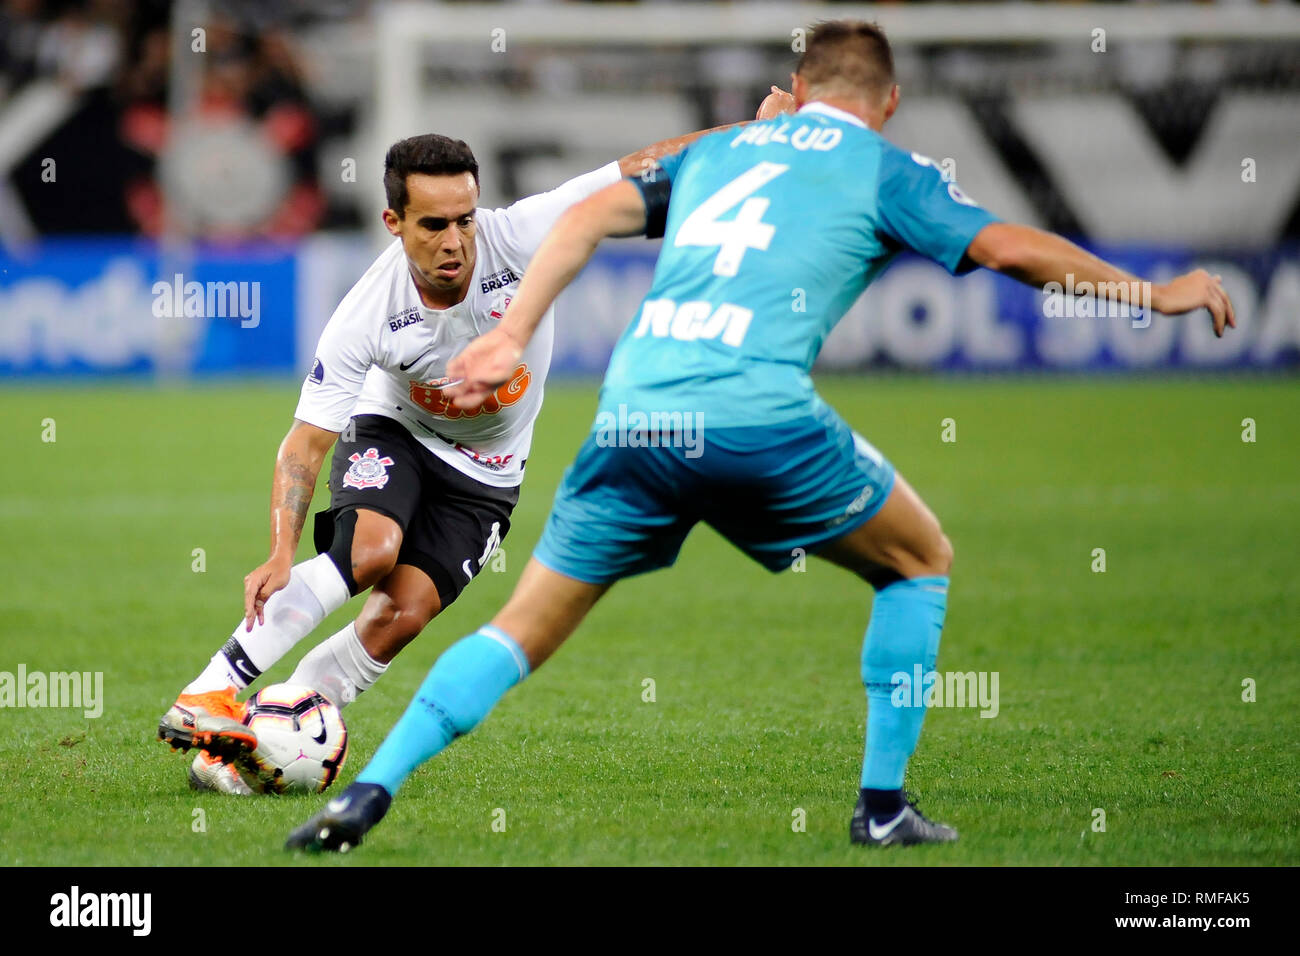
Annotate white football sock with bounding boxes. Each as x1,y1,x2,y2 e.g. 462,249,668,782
287,622,389,707
184,554,351,694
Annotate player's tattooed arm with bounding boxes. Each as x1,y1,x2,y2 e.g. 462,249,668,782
277,451,315,540
243,420,338,630
268,420,337,557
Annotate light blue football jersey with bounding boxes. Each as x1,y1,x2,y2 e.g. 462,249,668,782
599,101,999,428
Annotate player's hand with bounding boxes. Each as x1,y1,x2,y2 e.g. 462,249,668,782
757,86,796,120
1152,269,1237,337
445,327,525,410
244,555,292,632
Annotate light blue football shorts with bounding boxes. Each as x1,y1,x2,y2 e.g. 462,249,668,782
533,402,896,583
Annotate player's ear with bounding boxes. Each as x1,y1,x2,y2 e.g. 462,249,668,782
882,84,900,124
791,72,808,107
382,207,402,236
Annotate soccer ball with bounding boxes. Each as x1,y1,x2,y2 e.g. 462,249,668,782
241,683,348,794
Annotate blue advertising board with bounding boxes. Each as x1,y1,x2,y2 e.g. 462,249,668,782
1,237,1295,378
0,239,296,377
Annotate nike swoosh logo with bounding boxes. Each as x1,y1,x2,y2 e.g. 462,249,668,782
462,559,474,580
233,658,257,680
867,810,907,841
399,349,437,372
327,795,351,813
310,720,328,745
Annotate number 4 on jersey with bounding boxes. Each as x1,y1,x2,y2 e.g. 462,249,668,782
673,161,789,277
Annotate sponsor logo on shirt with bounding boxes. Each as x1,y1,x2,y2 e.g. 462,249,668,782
405,419,517,473
408,364,531,419
453,443,515,471
632,297,754,347
480,268,521,294
387,308,422,332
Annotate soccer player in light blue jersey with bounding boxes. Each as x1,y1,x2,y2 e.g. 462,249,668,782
287,20,1235,851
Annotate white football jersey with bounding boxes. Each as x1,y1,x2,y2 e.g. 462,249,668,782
294,162,622,487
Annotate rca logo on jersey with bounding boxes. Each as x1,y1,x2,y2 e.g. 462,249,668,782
480,267,520,294
342,447,395,490
409,364,531,419
387,309,421,332
633,298,754,347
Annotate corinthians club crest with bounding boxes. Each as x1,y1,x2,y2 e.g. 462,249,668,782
343,447,395,490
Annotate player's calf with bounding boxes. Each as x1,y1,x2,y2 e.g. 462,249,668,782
352,564,443,664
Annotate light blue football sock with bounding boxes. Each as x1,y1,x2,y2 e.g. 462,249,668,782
860,576,949,790
357,625,529,795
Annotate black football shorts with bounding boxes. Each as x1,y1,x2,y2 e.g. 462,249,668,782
313,414,519,607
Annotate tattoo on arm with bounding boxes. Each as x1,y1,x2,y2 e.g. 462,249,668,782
278,451,316,539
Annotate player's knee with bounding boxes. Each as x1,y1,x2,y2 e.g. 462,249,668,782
327,510,399,594
349,541,399,591
867,526,952,583
893,527,953,580
915,528,956,580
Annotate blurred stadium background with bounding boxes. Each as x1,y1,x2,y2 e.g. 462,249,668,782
2,0,1298,379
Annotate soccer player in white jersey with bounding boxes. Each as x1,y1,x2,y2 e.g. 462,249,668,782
157,126,741,794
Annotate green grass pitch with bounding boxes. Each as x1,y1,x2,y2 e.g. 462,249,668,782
1,375,1296,866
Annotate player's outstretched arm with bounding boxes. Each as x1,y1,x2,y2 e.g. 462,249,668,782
966,222,1236,337
243,419,338,631
616,124,737,178
447,180,649,410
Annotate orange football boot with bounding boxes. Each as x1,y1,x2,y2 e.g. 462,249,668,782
157,686,256,762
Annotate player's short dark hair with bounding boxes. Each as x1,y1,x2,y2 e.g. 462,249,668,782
796,20,895,99
383,134,480,217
